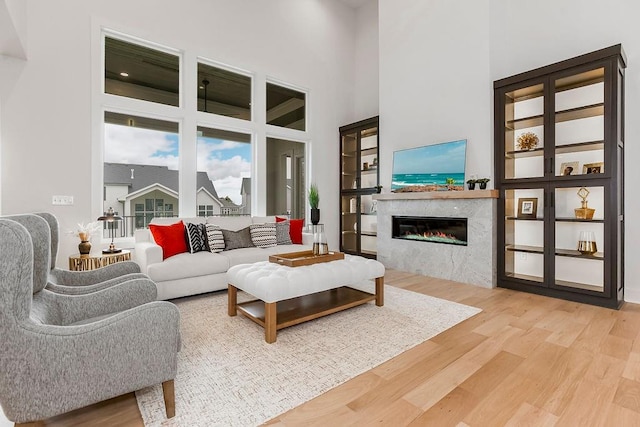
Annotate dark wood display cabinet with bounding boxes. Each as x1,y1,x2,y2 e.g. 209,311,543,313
339,116,379,258
494,45,625,309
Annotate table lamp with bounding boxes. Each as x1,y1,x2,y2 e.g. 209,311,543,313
97,207,123,254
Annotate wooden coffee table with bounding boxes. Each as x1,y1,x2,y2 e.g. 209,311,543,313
227,252,385,343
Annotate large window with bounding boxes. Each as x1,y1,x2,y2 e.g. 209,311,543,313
99,31,309,231
105,37,180,106
197,62,251,121
266,82,306,131
197,127,252,215
266,137,305,218
104,111,179,236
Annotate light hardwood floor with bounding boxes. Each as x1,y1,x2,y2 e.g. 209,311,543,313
28,269,640,426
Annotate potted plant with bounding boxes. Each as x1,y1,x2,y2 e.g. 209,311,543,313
309,183,320,225
374,185,383,193
477,178,490,190
466,179,477,190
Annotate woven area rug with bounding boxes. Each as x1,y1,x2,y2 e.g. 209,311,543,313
135,284,481,426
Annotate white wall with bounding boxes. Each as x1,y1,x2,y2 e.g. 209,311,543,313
380,0,640,302
0,0,358,263
353,0,379,120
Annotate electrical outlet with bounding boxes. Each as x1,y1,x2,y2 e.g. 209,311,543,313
52,195,74,205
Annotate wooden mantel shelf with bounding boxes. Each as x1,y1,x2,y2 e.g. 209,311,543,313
373,189,498,201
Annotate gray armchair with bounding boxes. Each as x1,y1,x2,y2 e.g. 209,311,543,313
34,212,148,294
0,218,180,425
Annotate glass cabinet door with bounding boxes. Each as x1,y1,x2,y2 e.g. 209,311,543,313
340,195,359,254
341,131,358,191
503,83,545,180
503,188,545,284
554,67,606,179
553,185,605,293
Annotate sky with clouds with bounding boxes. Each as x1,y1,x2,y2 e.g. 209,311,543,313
392,139,467,175
105,124,251,205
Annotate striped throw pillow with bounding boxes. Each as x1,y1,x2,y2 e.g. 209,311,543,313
185,222,208,253
205,224,225,253
249,223,277,248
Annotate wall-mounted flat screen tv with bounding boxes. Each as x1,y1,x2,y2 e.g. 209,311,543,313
391,139,467,192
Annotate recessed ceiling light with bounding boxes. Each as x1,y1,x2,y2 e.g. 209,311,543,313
120,72,129,77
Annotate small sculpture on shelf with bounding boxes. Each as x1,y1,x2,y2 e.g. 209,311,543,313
574,187,595,220
516,132,539,151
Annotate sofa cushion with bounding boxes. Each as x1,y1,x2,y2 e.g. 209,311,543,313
249,223,277,248
205,224,225,253
149,221,188,260
207,216,252,231
275,221,292,245
185,222,209,253
222,226,254,250
147,251,230,282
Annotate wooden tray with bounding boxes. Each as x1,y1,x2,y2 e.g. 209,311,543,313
269,250,344,267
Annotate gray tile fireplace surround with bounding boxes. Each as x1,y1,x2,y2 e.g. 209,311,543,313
374,191,497,288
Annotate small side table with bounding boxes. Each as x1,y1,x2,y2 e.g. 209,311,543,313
68,250,131,272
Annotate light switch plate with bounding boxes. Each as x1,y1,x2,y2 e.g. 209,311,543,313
52,195,74,205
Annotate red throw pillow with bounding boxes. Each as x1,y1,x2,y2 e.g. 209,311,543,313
149,221,188,260
276,217,304,244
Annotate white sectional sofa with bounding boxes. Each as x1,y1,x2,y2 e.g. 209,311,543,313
134,216,311,300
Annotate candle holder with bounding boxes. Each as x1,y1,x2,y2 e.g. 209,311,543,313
574,187,595,220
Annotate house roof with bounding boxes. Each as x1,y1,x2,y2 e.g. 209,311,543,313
241,177,251,195
104,162,228,204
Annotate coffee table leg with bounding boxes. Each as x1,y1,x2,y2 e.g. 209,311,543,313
265,302,277,343
228,284,238,316
375,277,384,306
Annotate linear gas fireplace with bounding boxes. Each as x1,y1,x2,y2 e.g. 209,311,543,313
392,215,468,246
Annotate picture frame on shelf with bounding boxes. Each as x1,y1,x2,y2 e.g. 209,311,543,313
560,161,579,176
583,162,604,174
517,198,538,218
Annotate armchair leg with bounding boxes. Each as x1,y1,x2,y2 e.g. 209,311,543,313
15,422,43,427
162,379,176,418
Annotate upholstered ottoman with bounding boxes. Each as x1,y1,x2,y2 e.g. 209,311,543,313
227,255,385,343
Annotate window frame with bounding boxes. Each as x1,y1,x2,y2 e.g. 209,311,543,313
93,26,312,246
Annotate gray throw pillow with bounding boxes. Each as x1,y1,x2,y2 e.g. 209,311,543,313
275,221,292,245
222,226,254,250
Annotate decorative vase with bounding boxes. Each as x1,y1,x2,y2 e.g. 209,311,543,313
311,208,320,225
78,240,91,255
574,187,595,220
577,231,597,254
312,224,328,256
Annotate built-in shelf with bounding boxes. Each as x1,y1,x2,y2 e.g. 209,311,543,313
361,231,377,237
506,244,604,260
506,216,544,221
505,272,544,283
374,189,498,201
505,141,604,159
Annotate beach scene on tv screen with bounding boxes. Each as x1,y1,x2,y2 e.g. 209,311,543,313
391,139,467,192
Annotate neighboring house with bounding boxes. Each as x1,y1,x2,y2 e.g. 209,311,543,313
103,163,240,233
240,177,251,215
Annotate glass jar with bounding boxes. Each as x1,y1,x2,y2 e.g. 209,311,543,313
312,224,328,255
